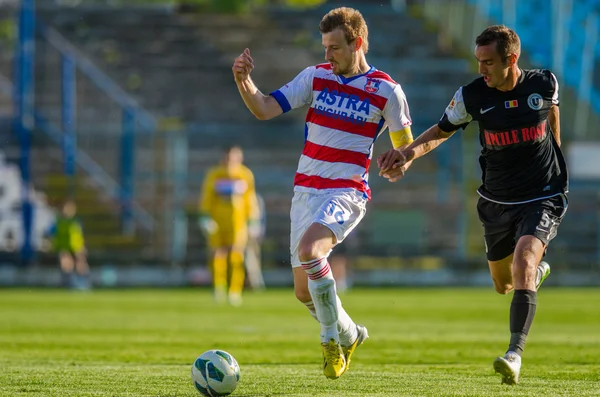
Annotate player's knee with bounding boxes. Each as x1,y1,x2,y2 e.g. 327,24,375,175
512,257,537,276
514,238,543,270
297,242,320,263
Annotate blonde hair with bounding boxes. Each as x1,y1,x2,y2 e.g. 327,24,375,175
319,7,369,54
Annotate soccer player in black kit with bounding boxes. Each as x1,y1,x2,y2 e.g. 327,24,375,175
377,25,568,385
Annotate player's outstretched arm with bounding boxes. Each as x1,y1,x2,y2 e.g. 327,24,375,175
233,48,283,120
378,124,455,182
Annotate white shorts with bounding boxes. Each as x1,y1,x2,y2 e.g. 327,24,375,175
289,190,367,268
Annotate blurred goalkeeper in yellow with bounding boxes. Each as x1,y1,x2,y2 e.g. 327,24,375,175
199,145,260,306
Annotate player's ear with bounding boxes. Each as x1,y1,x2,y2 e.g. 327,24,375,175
355,37,363,52
508,53,517,66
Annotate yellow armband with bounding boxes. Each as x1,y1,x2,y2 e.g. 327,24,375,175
389,127,414,148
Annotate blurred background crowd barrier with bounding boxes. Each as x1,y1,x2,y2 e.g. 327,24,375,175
0,0,599,287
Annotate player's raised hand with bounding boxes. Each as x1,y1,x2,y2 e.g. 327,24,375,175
232,48,254,83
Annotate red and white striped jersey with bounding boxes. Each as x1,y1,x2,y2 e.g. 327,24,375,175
271,63,411,200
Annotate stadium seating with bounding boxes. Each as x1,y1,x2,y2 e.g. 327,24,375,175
0,1,595,268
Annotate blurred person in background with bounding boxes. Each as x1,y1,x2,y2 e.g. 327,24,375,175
328,250,350,293
199,145,260,306
379,25,567,385
233,6,414,379
47,199,90,290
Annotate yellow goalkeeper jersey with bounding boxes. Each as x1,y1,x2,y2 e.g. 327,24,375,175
199,164,259,232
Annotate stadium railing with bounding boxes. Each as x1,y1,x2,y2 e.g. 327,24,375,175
15,2,158,237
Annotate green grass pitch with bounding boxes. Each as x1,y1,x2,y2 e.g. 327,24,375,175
1,287,599,396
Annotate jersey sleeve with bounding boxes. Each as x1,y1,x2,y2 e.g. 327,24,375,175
437,86,472,132
549,71,559,106
383,84,412,132
199,168,217,216
270,66,315,113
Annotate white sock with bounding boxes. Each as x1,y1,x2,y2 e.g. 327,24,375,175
301,257,339,343
336,296,357,346
303,297,357,346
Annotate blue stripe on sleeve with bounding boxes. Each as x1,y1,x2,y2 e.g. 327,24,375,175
270,90,292,113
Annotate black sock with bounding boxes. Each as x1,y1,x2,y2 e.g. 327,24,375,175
508,289,537,356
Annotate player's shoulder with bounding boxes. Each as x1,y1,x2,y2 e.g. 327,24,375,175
461,76,488,98
521,68,557,86
314,63,332,71
311,63,331,76
205,165,223,177
308,63,333,80
366,69,398,86
364,68,403,99
240,165,255,177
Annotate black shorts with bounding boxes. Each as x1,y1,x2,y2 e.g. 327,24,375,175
476,194,568,261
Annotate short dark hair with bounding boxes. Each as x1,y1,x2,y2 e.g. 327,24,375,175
476,25,520,60
319,7,369,54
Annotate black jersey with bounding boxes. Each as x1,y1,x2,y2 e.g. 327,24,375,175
438,69,568,204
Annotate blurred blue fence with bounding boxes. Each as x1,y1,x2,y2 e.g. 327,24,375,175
2,0,599,275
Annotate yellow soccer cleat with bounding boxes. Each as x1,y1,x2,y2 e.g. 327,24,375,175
341,324,369,375
321,338,346,379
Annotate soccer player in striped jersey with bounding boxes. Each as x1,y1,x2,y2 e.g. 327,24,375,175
232,7,413,379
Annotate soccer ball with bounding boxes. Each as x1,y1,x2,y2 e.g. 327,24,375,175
191,349,240,396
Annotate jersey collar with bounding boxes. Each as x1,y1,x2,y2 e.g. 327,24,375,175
338,65,375,84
